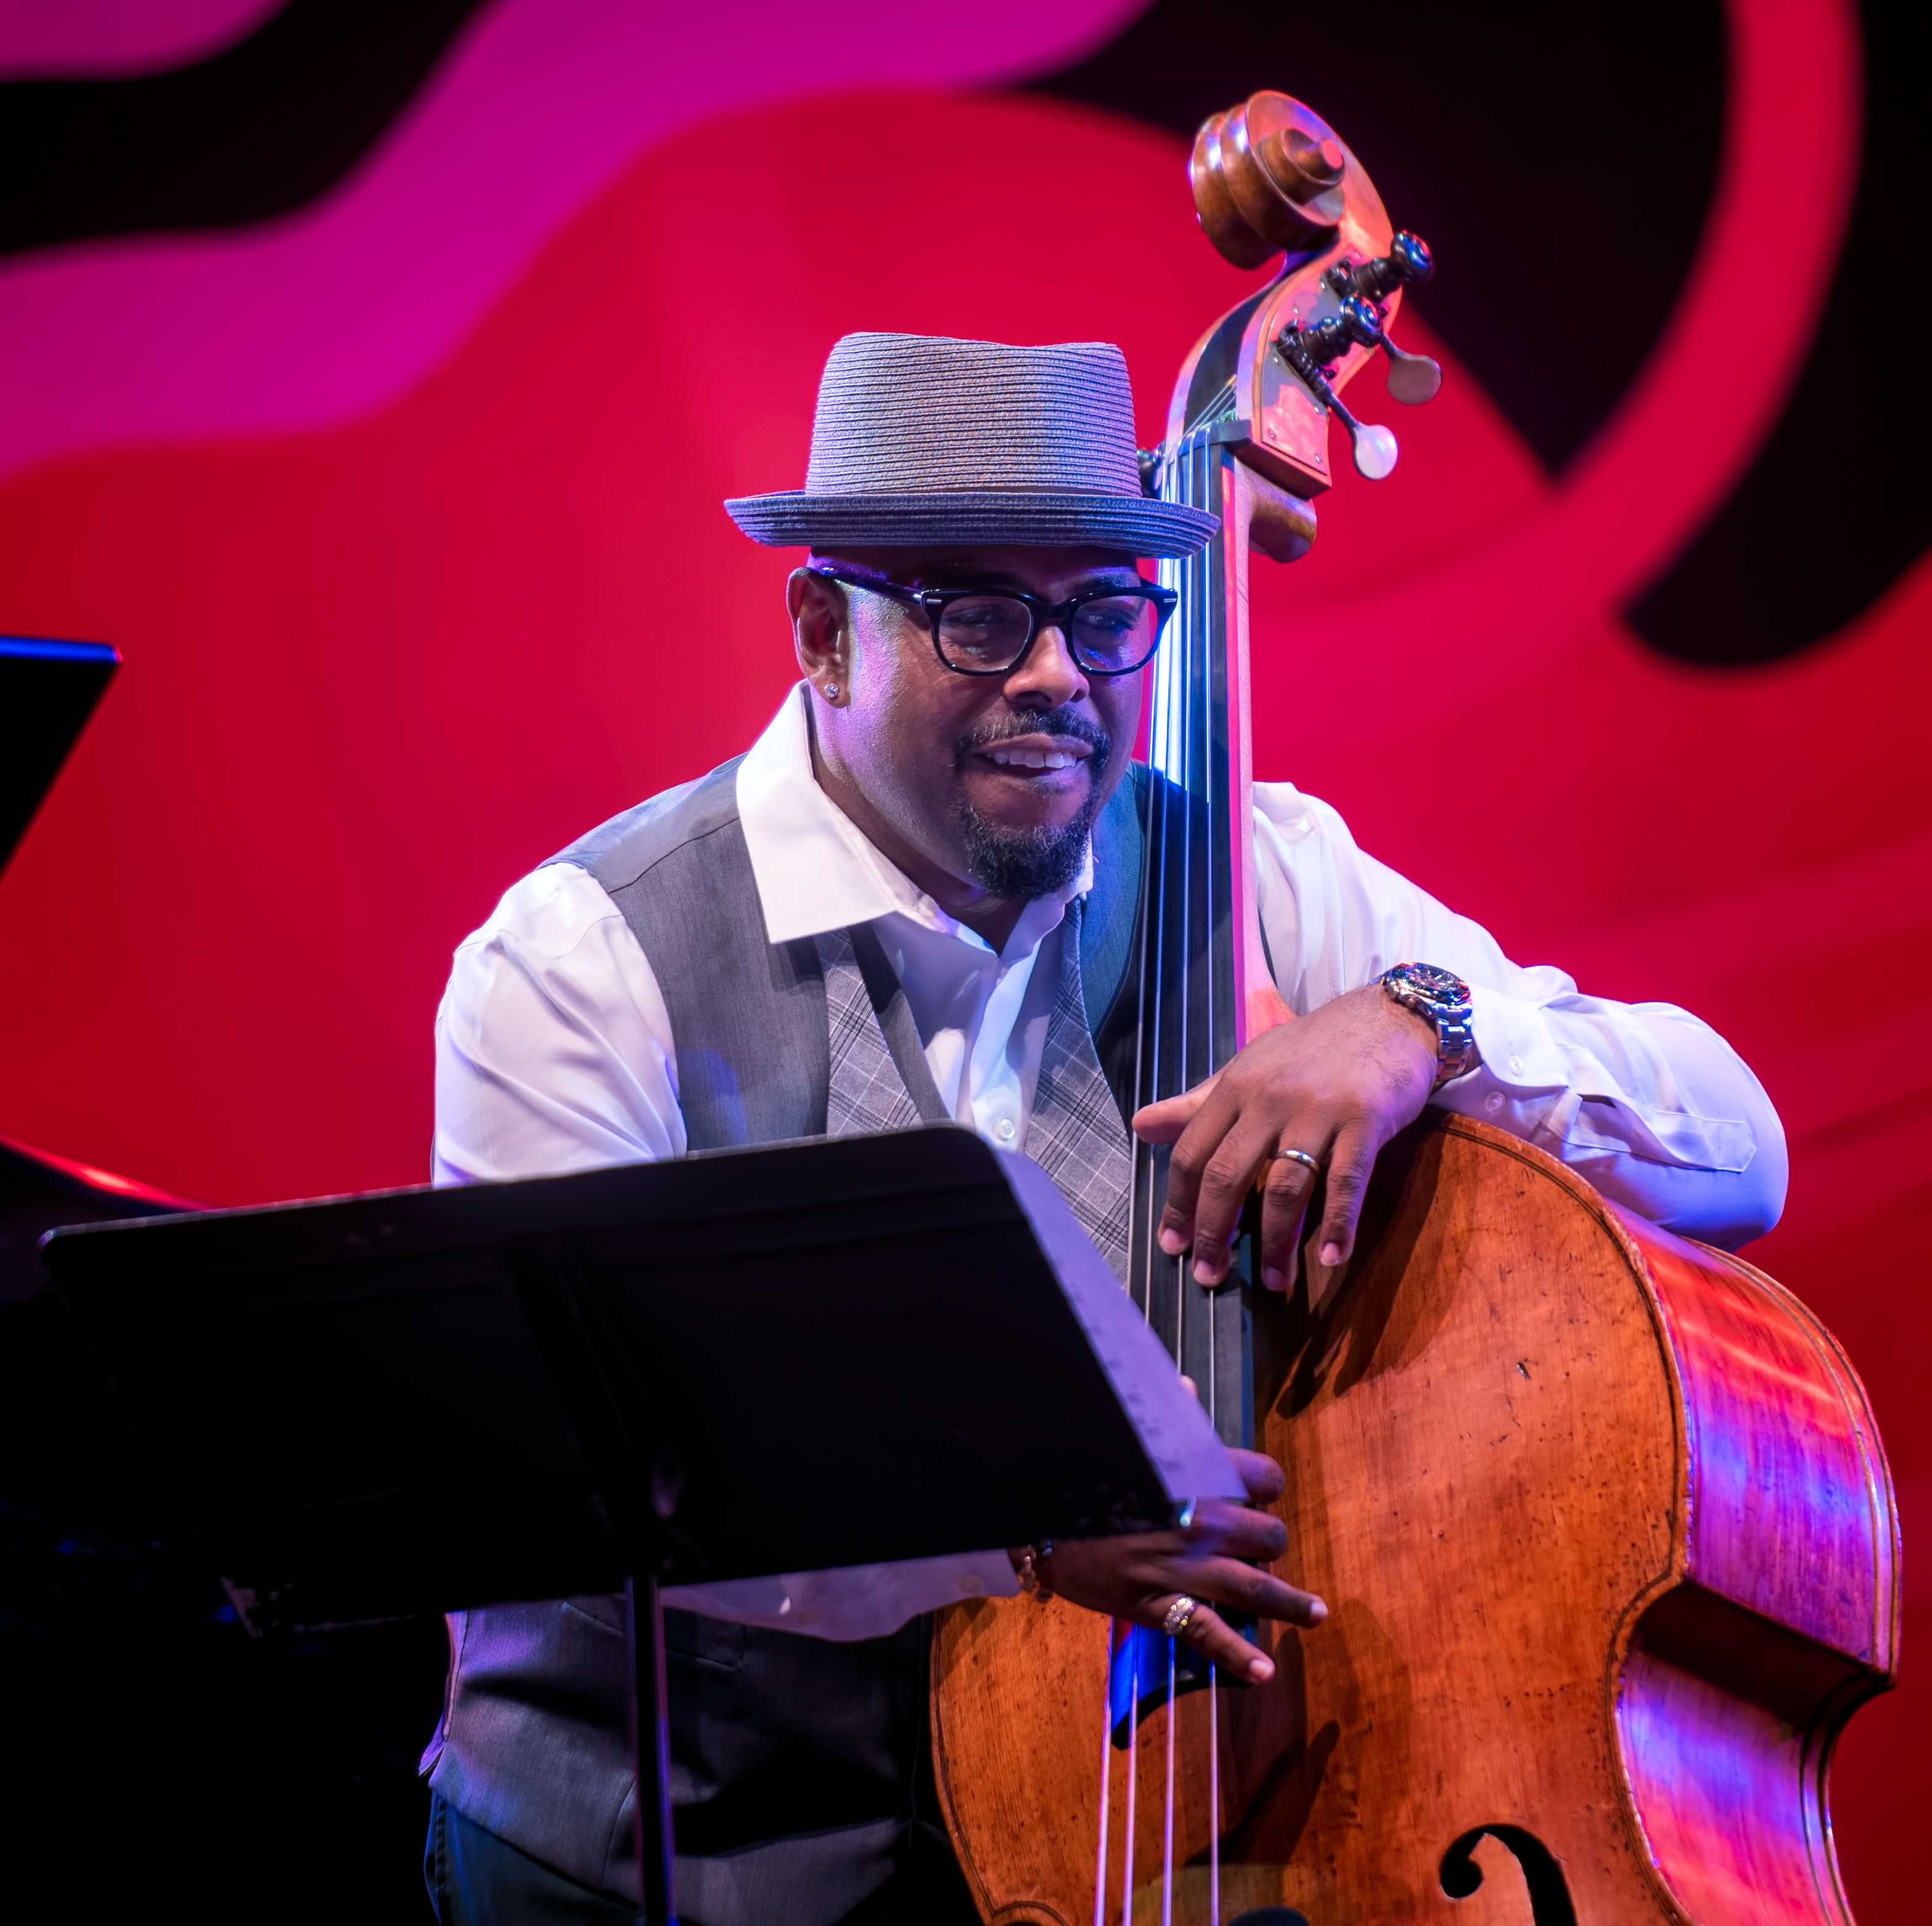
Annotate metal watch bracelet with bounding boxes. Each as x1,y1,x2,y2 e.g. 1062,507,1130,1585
1377,963,1478,1091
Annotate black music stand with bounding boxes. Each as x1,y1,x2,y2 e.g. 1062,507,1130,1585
43,1125,1238,1925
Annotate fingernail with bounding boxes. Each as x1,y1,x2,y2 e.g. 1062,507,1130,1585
1194,1259,1221,1284
1261,1265,1283,1291
1158,1227,1185,1255
1307,1597,1328,1625
1319,1242,1343,1267
1248,1656,1274,1682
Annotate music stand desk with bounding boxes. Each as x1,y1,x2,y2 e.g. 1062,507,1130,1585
44,1125,1236,1922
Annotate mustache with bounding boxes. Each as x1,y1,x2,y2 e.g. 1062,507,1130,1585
954,708,1112,765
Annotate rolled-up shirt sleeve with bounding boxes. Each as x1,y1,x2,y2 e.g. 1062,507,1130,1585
1253,782,1787,1247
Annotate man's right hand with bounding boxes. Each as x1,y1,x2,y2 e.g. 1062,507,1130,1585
1028,1448,1325,1681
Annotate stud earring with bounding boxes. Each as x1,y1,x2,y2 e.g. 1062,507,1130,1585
824,682,840,701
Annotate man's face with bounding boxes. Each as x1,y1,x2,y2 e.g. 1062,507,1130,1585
790,545,1150,905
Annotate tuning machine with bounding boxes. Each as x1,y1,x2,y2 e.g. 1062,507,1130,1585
1321,231,1441,402
1328,229,1434,301
1272,324,1397,479
1328,296,1443,404
1276,229,1439,479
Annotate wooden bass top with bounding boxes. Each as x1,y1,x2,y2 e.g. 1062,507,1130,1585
935,1114,1898,1924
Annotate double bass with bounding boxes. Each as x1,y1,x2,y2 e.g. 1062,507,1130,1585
929,91,1899,1925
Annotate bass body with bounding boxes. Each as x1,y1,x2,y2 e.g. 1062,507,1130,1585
935,1113,1897,1924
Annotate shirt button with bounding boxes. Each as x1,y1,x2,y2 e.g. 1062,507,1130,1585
1508,1054,1525,1076
1485,1091,1505,1115
993,1117,1017,1143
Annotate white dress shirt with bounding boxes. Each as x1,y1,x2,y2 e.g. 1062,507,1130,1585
433,685,1786,1637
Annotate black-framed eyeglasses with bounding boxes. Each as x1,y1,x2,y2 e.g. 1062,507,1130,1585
810,566,1177,678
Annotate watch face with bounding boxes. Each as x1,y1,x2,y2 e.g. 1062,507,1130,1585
1399,963,1469,1008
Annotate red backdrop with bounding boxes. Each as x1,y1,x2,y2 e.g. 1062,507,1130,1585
0,84,1922,1916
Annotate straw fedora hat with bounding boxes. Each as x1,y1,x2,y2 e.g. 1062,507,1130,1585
724,332,1218,557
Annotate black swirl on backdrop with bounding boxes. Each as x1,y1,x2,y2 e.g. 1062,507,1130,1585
1033,1,1728,475
1624,0,1924,663
0,0,487,259
1034,0,1924,664
1,0,1921,660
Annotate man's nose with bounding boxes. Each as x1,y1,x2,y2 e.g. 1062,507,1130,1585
1004,622,1090,707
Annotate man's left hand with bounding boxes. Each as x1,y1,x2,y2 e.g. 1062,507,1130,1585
1132,984,1438,1291
1029,1448,1322,1681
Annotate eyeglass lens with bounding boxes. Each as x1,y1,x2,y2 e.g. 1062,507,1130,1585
935,594,1161,674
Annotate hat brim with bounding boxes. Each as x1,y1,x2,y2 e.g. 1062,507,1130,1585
722,491,1219,558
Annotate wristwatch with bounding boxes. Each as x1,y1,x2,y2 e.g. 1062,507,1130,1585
1377,963,1478,1090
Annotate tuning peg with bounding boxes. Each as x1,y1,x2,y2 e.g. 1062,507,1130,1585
1282,300,1439,406
1335,296,1442,405
1329,391,1400,479
1382,341,1442,405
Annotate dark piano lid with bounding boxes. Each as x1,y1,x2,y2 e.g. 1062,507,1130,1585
2,632,120,876
1,634,180,1294
0,641,219,1646
1,1129,199,1304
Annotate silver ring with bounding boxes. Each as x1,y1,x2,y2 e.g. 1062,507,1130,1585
1274,1148,1322,1175
1163,1594,1200,1639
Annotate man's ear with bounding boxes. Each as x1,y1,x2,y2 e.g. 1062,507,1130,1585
788,568,850,687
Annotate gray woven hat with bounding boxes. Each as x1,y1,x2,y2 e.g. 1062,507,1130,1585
724,332,1219,557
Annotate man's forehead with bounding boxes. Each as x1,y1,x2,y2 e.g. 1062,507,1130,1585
816,545,1143,590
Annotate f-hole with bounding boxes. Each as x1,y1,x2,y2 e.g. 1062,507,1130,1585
1440,1826,1578,1925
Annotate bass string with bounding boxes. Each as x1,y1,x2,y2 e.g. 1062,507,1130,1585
1162,1632,1179,1926
1207,444,1227,1926
1092,1620,1114,1926
1107,445,1169,1926
1121,1633,1140,1926
1210,1665,1221,1926
1184,433,1238,1925
1131,529,1166,1336
1171,429,1219,1925
1198,435,1223,1926
1169,430,1201,1926
1105,428,1226,1926
1155,447,1193,1926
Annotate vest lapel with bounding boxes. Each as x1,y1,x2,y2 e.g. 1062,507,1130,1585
817,926,940,1137
1025,901,1134,1281
821,907,1132,1280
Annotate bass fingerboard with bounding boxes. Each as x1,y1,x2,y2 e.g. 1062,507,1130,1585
1128,423,1260,1456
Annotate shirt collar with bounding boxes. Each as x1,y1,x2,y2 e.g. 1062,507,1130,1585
735,683,1094,952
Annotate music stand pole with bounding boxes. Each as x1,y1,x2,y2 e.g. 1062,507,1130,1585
624,1576,677,1924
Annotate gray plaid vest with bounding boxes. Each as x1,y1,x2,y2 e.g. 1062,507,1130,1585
424,757,1148,1924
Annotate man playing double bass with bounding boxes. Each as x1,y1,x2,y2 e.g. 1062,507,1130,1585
419,332,1785,1924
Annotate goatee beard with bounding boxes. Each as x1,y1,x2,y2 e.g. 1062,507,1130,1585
952,710,1113,900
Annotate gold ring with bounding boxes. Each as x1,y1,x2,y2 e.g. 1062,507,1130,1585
1163,1594,1200,1638
1274,1148,1322,1175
